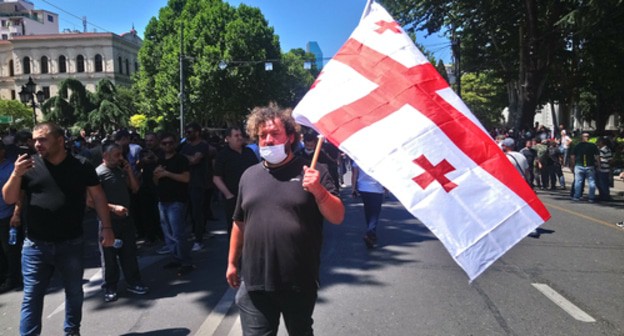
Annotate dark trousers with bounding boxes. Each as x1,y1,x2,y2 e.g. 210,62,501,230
236,282,317,336
188,186,207,243
224,197,237,234
0,216,22,286
360,191,383,238
138,185,163,242
99,218,142,290
541,165,556,189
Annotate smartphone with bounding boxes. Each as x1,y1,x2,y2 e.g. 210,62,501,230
18,145,31,159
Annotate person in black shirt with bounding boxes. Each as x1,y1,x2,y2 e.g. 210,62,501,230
154,133,194,276
3,122,114,336
226,105,344,336
213,127,258,234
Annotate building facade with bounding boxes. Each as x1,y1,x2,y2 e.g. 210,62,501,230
0,0,59,39
306,41,323,70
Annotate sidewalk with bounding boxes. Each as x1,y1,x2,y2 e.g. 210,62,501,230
561,167,624,198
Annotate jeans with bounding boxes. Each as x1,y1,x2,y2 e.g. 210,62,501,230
236,281,317,336
158,202,191,264
20,237,84,336
573,166,596,200
360,191,384,239
99,218,142,290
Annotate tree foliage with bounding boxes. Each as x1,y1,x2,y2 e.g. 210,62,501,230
41,78,133,133
0,100,34,130
381,0,624,130
134,0,315,131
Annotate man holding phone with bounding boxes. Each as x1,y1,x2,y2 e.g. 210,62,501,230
2,122,114,336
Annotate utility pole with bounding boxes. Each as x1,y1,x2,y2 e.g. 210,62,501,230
451,29,461,98
179,22,185,139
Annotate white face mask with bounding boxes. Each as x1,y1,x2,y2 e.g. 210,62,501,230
304,148,314,155
260,143,288,164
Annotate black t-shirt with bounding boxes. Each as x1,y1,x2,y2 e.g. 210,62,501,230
180,140,214,189
234,156,337,291
22,153,99,242
96,164,130,218
214,146,258,196
156,153,189,202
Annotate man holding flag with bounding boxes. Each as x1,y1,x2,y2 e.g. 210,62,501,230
226,104,344,335
293,0,550,281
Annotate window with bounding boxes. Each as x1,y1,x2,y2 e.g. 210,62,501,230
118,56,123,74
94,54,103,72
40,56,48,74
9,59,13,76
58,55,66,73
11,90,15,100
47,15,54,23
23,57,30,74
134,62,138,72
1,34,7,40
76,54,84,73
42,86,50,99
125,59,129,75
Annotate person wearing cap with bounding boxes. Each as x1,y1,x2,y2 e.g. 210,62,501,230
502,138,539,238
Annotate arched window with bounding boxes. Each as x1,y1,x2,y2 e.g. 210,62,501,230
118,56,123,74
23,56,30,74
58,55,66,73
76,54,84,73
94,54,103,72
9,59,14,76
125,59,129,75
40,56,48,74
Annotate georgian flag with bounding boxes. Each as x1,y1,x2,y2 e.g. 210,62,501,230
292,0,550,281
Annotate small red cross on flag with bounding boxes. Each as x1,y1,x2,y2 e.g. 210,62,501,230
293,1,550,281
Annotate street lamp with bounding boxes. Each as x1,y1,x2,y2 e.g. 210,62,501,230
19,76,45,125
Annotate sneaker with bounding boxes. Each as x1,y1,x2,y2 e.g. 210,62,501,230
126,283,149,295
571,197,580,201
156,246,171,255
177,264,196,276
65,330,81,336
616,221,624,228
0,279,17,294
163,261,182,269
103,288,118,303
192,242,205,252
528,229,540,238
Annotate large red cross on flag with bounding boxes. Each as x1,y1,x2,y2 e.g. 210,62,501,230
293,1,550,281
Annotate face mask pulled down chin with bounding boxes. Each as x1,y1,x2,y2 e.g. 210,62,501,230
260,143,288,164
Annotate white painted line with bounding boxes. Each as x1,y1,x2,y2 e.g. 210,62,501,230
226,316,242,336
47,255,164,319
194,287,237,336
532,283,596,322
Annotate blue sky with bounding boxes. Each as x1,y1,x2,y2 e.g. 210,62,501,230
35,0,451,63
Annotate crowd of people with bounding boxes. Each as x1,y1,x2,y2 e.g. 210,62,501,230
0,113,622,335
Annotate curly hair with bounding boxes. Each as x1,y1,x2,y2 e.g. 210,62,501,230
246,103,300,151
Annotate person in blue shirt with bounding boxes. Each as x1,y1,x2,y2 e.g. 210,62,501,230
0,141,21,293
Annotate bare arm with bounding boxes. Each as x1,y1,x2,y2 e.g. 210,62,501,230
302,166,345,225
213,175,235,199
3,154,32,204
226,220,244,288
87,184,115,247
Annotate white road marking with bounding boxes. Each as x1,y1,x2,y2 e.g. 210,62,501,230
194,287,237,336
46,255,163,319
226,316,242,336
532,283,596,322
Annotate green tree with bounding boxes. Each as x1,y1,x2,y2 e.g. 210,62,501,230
460,72,507,129
135,0,313,131
0,100,34,130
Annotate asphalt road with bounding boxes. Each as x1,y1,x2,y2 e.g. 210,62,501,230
0,172,623,336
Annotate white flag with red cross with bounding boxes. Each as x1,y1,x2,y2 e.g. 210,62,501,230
292,1,550,281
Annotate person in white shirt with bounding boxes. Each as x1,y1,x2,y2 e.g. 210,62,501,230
351,160,385,248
